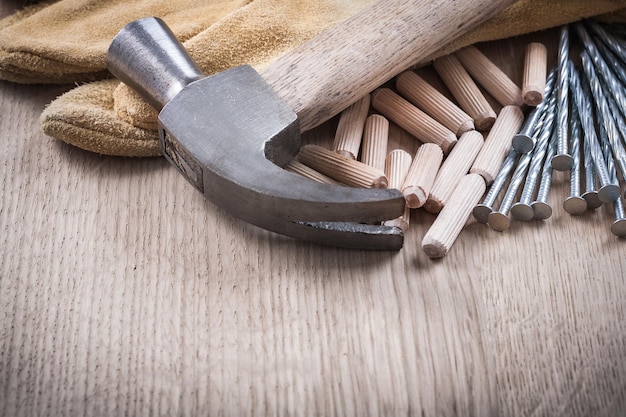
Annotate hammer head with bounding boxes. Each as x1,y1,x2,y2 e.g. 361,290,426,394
107,17,406,250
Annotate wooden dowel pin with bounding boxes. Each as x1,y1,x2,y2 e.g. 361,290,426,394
470,105,524,184
522,42,548,106
402,143,443,208
422,173,486,258
285,159,343,185
383,149,413,231
331,94,371,159
424,130,484,213
396,70,475,136
455,45,524,107
360,114,389,171
433,54,497,131
297,144,388,188
371,88,457,153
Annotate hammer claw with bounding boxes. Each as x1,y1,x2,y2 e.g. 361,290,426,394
107,17,407,250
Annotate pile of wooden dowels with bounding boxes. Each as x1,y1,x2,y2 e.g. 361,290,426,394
287,19,626,256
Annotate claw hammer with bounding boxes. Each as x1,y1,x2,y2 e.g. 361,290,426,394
106,0,517,250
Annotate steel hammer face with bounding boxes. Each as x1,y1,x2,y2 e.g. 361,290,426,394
107,17,406,250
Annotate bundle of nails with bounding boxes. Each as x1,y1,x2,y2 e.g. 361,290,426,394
287,19,626,257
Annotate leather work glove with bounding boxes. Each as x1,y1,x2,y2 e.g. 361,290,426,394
1,0,625,157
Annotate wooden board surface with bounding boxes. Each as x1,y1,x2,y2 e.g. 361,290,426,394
1,2,625,416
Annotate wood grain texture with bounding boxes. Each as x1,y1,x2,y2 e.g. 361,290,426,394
396,71,475,136
332,94,371,160
425,130,484,213
522,42,548,106
456,45,525,107
262,0,517,131
1,3,626,416
371,88,457,153
471,105,524,185
433,54,498,131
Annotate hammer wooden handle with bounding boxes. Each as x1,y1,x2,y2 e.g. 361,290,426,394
262,0,518,132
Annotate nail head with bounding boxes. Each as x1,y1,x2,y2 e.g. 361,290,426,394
598,184,621,204
512,134,535,154
551,154,574,171
487,211,511,231
473,204,493,224
582,191,603,210
611,218,626,237
531,201,552,220
563,196,588,215
510,202,534,221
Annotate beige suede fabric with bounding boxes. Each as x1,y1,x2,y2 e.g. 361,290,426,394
0,0,250,84
0,0,625,156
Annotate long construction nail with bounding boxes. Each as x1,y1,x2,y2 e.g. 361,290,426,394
562,86,587,215
522,42,548,106
596,91,626,237
473,149,518,223
488,150,533,231
470,105,524,185
582,135,603,209
402,143,443,208
552,25,574,171
455,45,524,107
371,88,457,153
588,20,626,52
513,68,557,153
570,63,620,203
610,193,626,237
576,23,626,119
297,144,388,188
578,39,626,184
605,95,626,197
598,115,626,236
587,25,626,88
331,94,370,160
433,54,497,131
531,136,556,220
395,70,475,136
586,20,626,82
422,173,486,258
383,149,413,231
424,130,484,213
285,159,343,185
511,90,558,221
360,114,389,172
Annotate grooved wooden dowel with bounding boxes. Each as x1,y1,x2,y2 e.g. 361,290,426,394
470,105,524,185
383,149,413,231
285,159,343,185
396,70,475,136
331,94,371,159
433,54,497,131
424,130,484,213
402,143,443,208
522,42,548,106
360,114,389,171
297,144,388,188
422,173,486,258
455,45,524,107
371,88,457,153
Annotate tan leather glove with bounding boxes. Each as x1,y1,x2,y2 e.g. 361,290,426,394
0,0,251,84
1,0,625,156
